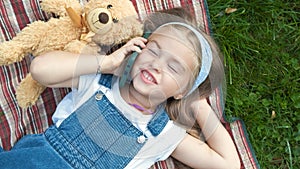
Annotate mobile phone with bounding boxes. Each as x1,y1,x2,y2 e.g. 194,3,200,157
119,32,150,87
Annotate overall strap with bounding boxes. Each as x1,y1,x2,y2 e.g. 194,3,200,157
98,74,113,89
147,104,169,136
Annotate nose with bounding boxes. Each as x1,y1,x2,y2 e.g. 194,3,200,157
98,12,109,24
151,59,162,73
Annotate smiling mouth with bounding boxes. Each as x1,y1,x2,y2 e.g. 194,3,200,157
141,70,157,84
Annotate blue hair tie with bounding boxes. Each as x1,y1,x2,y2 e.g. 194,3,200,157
159,22,213,96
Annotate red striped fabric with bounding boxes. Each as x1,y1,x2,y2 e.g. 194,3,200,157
133,0,209,32
0,0,70,150
150,158,175,169
0,0,259,168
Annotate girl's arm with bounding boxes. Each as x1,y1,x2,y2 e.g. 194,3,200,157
171,99,240,169
30,37,147,88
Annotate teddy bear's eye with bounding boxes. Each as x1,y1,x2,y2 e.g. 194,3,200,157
107,4,113,9
113,18,119,23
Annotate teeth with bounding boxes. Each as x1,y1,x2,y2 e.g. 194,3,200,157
143,71,154,82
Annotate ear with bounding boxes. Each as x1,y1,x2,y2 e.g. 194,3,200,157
174,94,183,100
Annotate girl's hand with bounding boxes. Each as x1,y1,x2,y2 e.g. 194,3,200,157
172,97,240,169
100,37,147,75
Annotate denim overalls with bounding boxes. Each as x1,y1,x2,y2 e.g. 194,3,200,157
0,75,170,169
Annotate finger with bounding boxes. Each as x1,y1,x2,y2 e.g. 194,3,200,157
136,37,148,43
125,37,147,48
121,43,141,53
131,36,147,43
127,45,142,53
137,38,147,48
114,45,141,62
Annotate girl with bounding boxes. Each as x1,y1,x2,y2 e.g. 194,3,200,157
0,11,239,169
144,9,240,168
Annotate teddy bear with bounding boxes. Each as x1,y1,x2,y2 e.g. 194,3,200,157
0,0,143,108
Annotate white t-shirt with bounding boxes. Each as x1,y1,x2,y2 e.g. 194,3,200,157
52,74,186,169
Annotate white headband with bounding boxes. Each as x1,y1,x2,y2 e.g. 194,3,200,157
157,22,213,96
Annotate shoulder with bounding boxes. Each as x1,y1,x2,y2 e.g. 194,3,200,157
77,74,101,91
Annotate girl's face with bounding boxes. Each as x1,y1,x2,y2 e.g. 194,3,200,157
130,27,198,101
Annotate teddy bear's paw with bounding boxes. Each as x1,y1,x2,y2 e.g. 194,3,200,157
65,40,101,55
0,42,26,65
64,40,86,53
16,74,46,108
80,43,101,55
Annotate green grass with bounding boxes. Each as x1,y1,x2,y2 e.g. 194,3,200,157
207,0,300,168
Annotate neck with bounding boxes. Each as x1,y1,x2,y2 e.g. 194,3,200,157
120,83,160,114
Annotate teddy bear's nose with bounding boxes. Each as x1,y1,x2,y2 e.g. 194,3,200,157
98,12,109,24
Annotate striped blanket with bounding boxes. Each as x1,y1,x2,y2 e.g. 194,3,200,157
0,0,259,168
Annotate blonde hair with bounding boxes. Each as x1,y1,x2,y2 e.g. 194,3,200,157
166,33,224,138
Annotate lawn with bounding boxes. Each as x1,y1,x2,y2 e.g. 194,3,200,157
206,0,300,168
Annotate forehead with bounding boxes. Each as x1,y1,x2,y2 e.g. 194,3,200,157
150,25,195,52
149,26,198,69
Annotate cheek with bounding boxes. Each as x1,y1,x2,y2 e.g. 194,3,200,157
131,54,145,68
163,75,182,92
130,54,144,73
170,74,191,93
130,63,139,78
130,53,152,71
136,52,153,62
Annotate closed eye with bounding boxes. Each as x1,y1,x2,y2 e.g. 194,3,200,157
146,41,160,57
169,60,186,74
168,63,178,73
148,48,159,56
